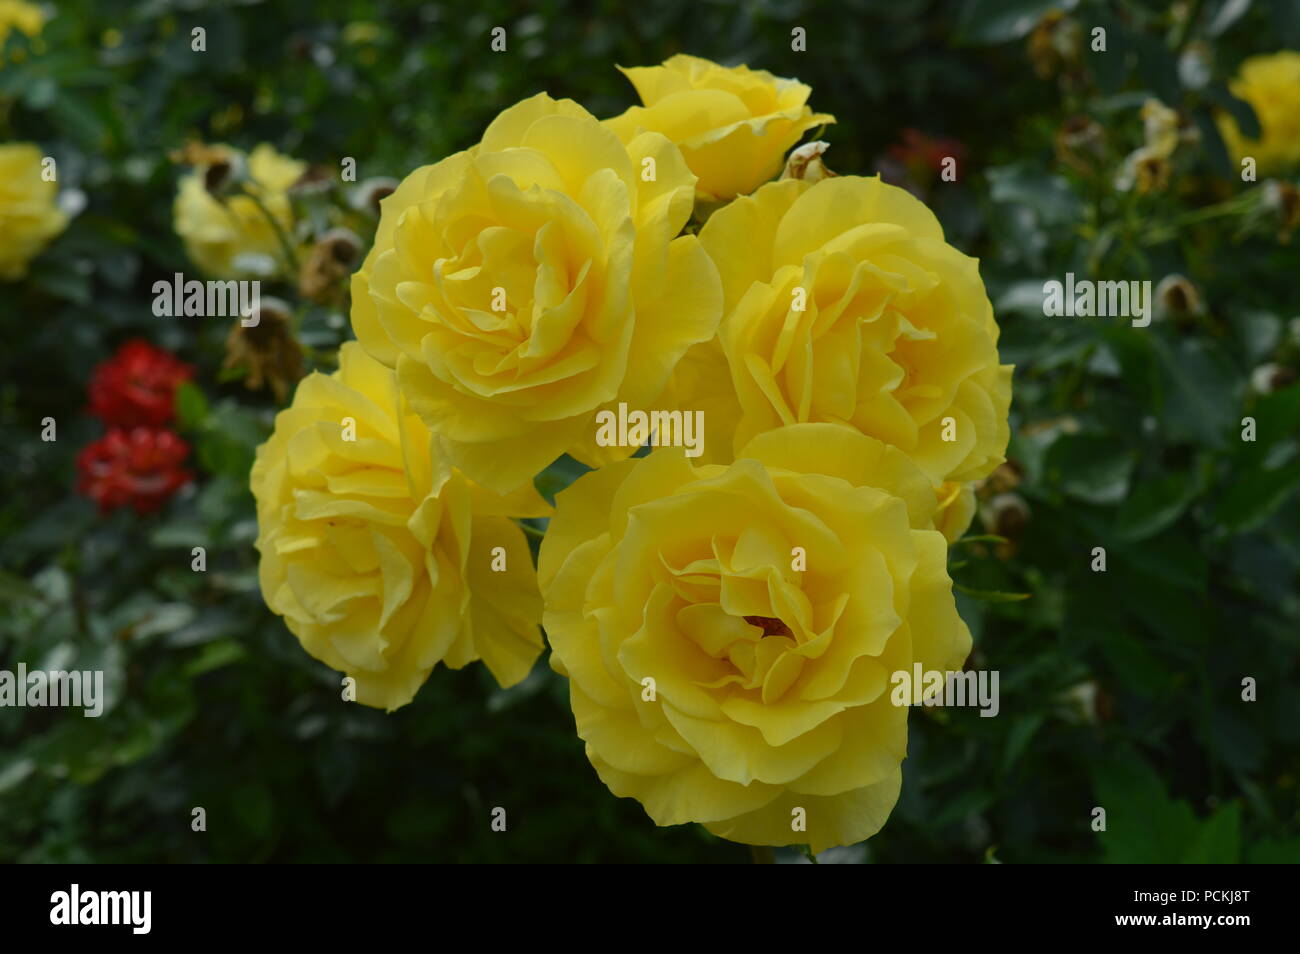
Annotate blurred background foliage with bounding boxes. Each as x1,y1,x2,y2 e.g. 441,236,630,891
2,0,1299,862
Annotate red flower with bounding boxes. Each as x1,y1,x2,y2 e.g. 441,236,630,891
886,128,968,180
76,427,193,514
88,339,194,428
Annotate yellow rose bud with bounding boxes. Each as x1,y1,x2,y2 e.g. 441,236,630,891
251,342,550,711
604,54,834,202
351,93,722,494
0,143,68,281
1217,50,1300,174
174,143,306,279
541,423,971,852
691,175,1012,486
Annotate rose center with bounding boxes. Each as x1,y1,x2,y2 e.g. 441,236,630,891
743,615,792,638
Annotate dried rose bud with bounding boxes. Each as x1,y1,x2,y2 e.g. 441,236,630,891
298,227,363,303
1028,11,1082,79
1264,180,1299,241
977,460,1024,499
1250,363,1296,395
176,145,250,199
980,492,1030,543
1057,681,1100,725
350,176,399,217
289,164,334,197
1155,274,1204,320
781,141,837,184
1116,147,1172,194
224,296,303,403
1055,115,1106,175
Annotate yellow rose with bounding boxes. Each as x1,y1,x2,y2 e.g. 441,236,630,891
251,341,549,711
541,423,971,852
0,0,44,63
174,143,305,279
934,481,977,544
604,54,834,202
690,175,1012,486
0,143,68,281
351,93,721,494
1218,51,1300,174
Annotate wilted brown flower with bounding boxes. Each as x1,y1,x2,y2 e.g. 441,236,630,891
1116,147,1172,194
1055,115,1106,175
288,164,334,198
781,140,838,183
979,492,1030,558
1115,99,1190,194
1057,680,1115,725
1028,11,1082,80
1264,180,1299,241
1155,274,1204,320
298,227,362,303
223,296,303,402
1250,363,1297,395
977,460,1024,499
169,140,235,168
350,177,398,217
169,142,249,198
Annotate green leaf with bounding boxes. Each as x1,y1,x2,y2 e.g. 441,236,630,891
1044,434,1134,505
1150,336,1240,449
1206,0,1254,37
1114,470,1198,541
954,0,1068,45
954,584,1031,602
1094,752,1241,863
1002,714,1045,774
232,781,274,837
987,163,1083,228
1248,836,1300,863
1204,84,1261,139
181,639,247,678
174,381,209,432
954,534,1010,546
1193,107,1233,177
1216,456,1300,531
930,787,996,829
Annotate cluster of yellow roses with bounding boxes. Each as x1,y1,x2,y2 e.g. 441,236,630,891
251,54,1012,852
